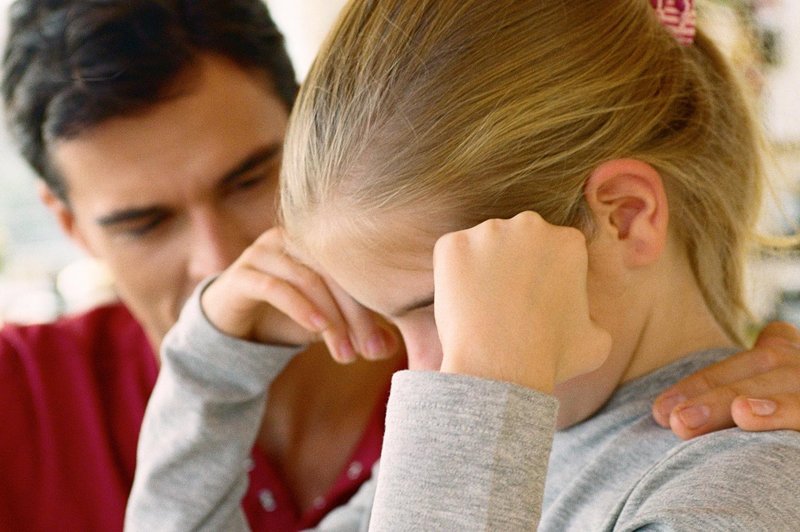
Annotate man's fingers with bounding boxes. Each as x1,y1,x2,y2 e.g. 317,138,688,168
753,321,800,352
653,322,800,427
664,366,800,440
653,352,765,427
731,393,800,432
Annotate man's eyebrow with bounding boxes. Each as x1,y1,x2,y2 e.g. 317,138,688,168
96,206,165,227
94,144,283,227
218,143,283,189
390,293,435,318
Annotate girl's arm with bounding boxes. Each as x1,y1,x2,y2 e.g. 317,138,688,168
369,371,558,529
125,228,396,531
364,212,605,528
124,279,300,532
125,279,389,532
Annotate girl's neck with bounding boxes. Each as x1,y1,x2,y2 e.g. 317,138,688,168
554,249,736,429
622,261,736,384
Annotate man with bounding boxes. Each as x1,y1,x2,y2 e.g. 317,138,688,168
1,2,398,530
1,0,799,531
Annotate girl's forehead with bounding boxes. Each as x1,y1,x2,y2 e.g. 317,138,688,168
308,222,437,317
332,253,434,320
303,206,444,264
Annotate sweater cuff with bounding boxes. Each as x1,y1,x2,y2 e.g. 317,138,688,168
161,276,303,398
372,370,558,529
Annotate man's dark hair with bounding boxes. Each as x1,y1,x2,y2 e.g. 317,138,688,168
2,0,298,200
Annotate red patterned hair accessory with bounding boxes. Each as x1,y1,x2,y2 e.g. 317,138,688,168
650,0,697,46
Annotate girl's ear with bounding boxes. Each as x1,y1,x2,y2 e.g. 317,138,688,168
584,159,669,268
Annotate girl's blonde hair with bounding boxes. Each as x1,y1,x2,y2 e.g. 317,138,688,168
280,0,765,343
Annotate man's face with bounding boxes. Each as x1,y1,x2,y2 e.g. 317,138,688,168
47,54,289,347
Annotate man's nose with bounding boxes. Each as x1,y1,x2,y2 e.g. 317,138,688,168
187,213,247,281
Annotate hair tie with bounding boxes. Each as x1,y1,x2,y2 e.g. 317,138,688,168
650,0,696,46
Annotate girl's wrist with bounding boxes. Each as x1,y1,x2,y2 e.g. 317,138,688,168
439,348,556,394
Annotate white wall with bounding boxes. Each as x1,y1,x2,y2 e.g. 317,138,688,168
266,0,348,81
759,2,800,144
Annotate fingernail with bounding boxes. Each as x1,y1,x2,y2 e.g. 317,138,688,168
657,392,687,418
366,332,386,359
747,398,777,417
677,404,710,430
338,340,357,364
310,312,328,330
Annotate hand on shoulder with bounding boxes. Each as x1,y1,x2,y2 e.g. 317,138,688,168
653,321,800,439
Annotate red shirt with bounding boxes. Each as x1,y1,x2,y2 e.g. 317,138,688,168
0,304,388,532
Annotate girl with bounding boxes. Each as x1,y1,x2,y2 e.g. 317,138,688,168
127,0,800,529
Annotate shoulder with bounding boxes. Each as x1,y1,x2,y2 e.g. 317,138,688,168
0,304,156,527
618,429,800,529
0,303,155,394
1,302,149,360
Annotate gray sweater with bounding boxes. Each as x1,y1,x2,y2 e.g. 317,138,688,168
125,284,800,531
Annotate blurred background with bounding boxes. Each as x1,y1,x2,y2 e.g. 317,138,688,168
0,0,797,328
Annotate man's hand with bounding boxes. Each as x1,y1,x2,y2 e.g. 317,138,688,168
202,228,398,364
653,322,800,439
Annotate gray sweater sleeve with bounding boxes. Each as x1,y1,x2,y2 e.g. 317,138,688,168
124,280,301,532
370,371,559,531
317,373,560,531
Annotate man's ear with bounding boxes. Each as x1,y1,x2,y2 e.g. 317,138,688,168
37,181,92,254
584,159,669,268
